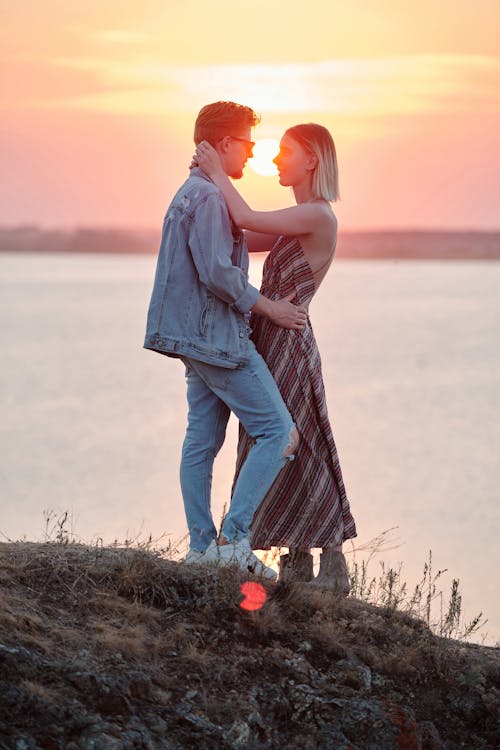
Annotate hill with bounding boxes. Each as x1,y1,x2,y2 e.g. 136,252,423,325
1,227,500,260
0,541,498,749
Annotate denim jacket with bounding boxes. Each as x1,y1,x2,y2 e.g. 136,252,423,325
144,168,259,368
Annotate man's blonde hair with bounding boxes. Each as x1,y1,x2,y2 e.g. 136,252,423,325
194,101,260,146
285,123,340,201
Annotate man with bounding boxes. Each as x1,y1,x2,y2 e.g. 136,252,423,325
144,101,306,579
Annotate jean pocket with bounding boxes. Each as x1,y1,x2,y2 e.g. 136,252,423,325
180,357,192,376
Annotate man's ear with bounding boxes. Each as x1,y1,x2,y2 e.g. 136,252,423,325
217,135,231,154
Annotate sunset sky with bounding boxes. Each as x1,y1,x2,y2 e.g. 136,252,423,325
1,0,499,230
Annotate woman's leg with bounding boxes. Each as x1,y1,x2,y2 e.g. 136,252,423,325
309,546,350,594
279,548,314,583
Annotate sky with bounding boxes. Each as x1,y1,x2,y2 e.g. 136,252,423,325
1,0,500,230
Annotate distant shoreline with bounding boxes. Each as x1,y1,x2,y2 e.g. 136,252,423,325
1,226,500,260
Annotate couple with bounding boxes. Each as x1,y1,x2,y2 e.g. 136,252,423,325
144,101,357,589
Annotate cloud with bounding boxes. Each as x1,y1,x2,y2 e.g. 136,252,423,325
88,29,148,45
160,56,500,115
9,55,500,116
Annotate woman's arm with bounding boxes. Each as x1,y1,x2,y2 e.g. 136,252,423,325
195,141,325,236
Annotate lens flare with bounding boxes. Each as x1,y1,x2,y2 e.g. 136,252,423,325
239,581,267,611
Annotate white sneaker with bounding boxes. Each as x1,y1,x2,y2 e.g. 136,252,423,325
202,538,277,581
183,548,205,564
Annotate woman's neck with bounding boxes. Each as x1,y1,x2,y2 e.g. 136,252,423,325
292,179,315,205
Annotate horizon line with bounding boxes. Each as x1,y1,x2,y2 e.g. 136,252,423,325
2,224,500,235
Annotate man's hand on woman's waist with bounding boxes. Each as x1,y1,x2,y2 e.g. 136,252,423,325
252,293,307,330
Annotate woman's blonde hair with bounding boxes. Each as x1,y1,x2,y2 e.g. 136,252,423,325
285,123,340,201
194,101,260,146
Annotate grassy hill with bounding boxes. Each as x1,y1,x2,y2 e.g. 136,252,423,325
0,541,498,749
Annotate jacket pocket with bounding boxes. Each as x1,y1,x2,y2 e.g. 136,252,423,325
199,293,215,337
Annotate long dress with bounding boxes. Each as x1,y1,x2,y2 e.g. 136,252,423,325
234,235,357,550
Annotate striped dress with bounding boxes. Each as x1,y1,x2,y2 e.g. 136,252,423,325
234,235,357,550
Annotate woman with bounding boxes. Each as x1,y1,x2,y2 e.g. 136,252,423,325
195,123,357,591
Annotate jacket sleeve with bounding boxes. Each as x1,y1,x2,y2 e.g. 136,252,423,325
188,191,260,314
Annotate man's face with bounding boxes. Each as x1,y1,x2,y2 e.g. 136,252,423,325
223,127,255,179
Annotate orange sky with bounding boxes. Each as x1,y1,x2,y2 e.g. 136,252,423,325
1,0,500,230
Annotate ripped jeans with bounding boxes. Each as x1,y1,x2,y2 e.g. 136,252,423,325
180,341,296,551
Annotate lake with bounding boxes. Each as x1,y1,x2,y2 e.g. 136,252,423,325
1,252,499,644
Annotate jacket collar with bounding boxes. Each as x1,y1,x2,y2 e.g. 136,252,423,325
189,166,212,182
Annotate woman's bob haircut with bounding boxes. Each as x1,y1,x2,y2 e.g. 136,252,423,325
285,123,340,202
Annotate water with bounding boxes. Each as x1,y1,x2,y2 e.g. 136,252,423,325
1,252,499,644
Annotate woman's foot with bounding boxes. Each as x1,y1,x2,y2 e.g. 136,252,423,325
279,550,314,583
309,549,350,594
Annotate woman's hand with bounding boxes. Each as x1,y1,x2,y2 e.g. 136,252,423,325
194,141,224,178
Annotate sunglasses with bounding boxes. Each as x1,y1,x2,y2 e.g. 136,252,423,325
229,136,255,153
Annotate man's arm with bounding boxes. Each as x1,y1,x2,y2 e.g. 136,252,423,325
188,191,260,312
188,192,306,328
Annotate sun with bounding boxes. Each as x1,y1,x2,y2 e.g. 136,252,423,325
249,138,279,177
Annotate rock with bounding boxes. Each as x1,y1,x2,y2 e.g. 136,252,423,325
418,721,446,749
127,673,153,701
79,734,123,750
336,659,372,692
223,719,251,748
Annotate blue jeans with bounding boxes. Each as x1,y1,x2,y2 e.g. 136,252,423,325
180,342,296,551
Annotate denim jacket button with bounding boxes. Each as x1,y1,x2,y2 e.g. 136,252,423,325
239,331,244,338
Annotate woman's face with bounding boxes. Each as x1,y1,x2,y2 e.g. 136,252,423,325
273,133,314,187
